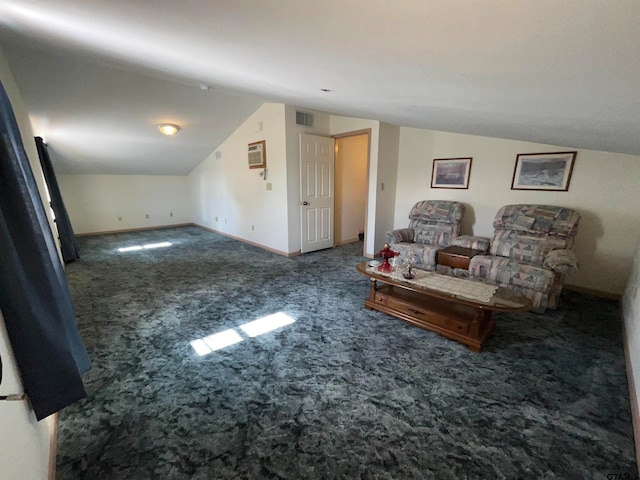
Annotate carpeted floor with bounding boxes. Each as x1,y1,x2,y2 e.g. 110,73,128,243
57,226,637,479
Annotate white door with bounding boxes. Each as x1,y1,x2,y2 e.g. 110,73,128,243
300,133,335,253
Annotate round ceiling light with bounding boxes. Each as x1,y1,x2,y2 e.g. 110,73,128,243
157,124,180,136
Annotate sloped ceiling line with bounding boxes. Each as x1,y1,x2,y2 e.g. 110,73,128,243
1,0,639,174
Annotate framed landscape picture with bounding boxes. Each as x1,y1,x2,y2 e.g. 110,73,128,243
511,151,577,191
430,157,472,189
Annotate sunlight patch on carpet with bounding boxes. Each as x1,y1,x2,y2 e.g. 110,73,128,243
118,242,172,252
191,329,244,355
118,245,143,252
240,312,296,338
190,312,296,356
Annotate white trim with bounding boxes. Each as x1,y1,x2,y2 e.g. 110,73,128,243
623,318,640,476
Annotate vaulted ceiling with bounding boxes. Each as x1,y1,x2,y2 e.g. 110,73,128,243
1,0,639,175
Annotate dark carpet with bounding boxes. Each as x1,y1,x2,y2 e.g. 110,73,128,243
57,226,637,479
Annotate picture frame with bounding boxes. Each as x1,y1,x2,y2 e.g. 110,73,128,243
430,157,472,189
511,151,577,191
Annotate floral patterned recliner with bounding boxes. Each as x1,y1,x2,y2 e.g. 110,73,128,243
468,204,580,313
385,200,465,271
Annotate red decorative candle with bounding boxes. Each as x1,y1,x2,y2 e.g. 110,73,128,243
378,243,399,273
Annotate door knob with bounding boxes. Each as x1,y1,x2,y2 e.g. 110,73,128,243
300,201,309,206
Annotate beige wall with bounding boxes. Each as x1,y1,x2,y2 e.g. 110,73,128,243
335,134,368,244
57,174,192,234
394,127,640,295
189,103,292,253
375,122,400,252
0,45,56,480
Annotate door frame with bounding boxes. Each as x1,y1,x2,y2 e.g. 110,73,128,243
331,128,371,258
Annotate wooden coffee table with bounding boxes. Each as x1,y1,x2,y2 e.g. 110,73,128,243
356,262,531,352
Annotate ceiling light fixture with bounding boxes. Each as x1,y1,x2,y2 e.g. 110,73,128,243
157,124,180,136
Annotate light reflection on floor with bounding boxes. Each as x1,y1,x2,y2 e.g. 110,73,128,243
118,241,172,252
240,312,296,337
191,329,243,354
190,312,296,356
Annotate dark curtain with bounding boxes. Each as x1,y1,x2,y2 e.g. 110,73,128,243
35,136,80,263
0,80,90,420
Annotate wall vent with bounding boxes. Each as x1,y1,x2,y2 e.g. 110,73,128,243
296,110,314,128
248,140,266,169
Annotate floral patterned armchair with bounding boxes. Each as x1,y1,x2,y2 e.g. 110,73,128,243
467,204,580,313
385,200,465,271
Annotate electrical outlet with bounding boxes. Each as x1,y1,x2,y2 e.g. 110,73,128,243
266,183,272,191
381,182,385,191
251,225,255,231
170,212,173,217
118,217,122,221
225,218,227,224
145,214,149,219
215,216,218,222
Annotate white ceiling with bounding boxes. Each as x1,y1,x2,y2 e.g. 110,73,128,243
1,0,639,175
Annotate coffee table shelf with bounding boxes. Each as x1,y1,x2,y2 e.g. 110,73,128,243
356,262,531,352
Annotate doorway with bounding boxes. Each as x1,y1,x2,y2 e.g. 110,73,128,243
333,130,370,255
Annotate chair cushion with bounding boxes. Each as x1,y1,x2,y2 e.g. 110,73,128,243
452,235,490,252
409,200,465,224
469,255,555,293
396,200,465,247
494,205,580,236
490,230,571,266
411,223,457,246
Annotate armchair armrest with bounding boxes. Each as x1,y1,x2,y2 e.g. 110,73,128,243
544,249,578,275
452,235,491,252
385,228,414,244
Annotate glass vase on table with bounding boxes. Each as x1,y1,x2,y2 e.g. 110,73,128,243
401,262,415,280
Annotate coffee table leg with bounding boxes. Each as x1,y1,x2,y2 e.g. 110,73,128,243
470,309,490,339
369,278,378,303
468,309,495,351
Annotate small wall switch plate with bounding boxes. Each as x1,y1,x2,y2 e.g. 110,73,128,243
266,183,272,190
215,216,218,222
170,212,173,217
145,214,149,219
381,182,385,191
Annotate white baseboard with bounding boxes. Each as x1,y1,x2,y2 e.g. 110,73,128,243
622,319,640,475
564,283,622,300
193,224,298,257
75,223,192,236
336,237,360,246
